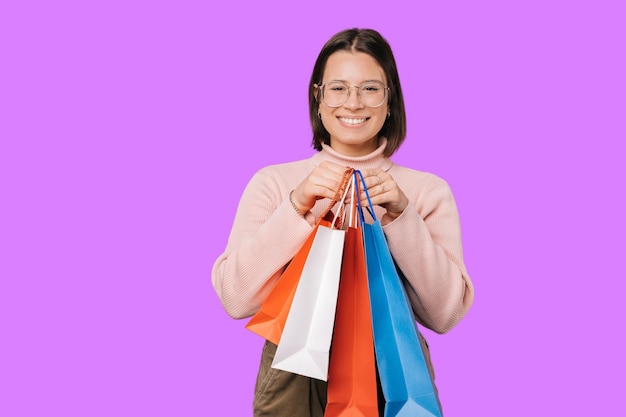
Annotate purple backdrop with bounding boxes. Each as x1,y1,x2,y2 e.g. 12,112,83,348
1,1,624,416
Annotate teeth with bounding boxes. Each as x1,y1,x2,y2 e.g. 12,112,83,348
339,117,366,125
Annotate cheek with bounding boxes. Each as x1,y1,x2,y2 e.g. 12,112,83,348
320,108,335,124
374,110,388,126
318,112,332,133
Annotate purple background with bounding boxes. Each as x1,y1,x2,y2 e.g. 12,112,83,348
1,0,624,415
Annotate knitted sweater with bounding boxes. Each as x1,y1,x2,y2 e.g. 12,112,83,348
212,140,474,334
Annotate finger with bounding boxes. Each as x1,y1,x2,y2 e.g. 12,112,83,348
358,168,384,179
318,160,353,176
357,169,386,191
306,171,353,202
317,164,354,188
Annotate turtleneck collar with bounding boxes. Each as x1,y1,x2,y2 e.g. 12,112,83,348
311,137,394,172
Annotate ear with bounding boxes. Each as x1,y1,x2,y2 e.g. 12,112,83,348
313,83,320,102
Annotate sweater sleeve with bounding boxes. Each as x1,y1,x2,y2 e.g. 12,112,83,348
382,179,474,334
211,169,315,319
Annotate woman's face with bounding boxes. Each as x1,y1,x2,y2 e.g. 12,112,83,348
317,51,389,157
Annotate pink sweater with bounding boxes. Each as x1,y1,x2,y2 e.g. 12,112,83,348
212,140,474,334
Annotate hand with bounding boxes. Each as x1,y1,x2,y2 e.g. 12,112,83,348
358,169,408,222
291,161,352,214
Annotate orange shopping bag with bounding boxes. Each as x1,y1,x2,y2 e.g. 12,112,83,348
245,169,353,345
325,174,378,416
245,217,331,345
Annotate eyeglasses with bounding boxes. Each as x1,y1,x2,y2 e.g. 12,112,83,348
315,81,389,108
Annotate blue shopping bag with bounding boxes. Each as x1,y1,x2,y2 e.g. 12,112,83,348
355,170,442,417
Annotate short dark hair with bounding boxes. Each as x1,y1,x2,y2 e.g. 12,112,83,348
309,28,407,157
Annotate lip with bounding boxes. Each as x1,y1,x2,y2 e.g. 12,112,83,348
337,116,370,126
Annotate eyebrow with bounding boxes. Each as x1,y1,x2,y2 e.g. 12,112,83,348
327,79,385,84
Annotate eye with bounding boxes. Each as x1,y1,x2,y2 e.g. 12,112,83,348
362,83,381,93
327,82,347,92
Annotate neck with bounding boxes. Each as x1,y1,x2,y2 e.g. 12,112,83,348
312,137,393,172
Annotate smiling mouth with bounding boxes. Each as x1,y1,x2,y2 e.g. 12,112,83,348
338,117,369,125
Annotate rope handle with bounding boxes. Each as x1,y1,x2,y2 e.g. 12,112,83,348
355,169,376,225
345,172,360,229
317,167,354,225
331,172,356,229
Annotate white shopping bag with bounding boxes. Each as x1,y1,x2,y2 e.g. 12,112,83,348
271,175,353,381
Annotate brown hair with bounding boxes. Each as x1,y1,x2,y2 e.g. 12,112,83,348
309,28,407,157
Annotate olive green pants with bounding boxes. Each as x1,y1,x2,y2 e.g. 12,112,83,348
252,334,441,417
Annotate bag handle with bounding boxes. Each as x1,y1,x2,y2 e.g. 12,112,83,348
332,172,356,230
318,167,354,225
355,169,376,224
345,172,360,229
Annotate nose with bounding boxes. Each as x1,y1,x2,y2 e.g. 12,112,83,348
343,86,364,109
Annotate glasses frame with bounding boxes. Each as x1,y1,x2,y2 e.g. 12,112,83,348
315,81,390,108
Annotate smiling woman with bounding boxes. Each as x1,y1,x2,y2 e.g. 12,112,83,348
313,51,389,157
211,28,474,417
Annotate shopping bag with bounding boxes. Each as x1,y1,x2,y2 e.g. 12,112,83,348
325,174,379,417
355,170,442,417
245,214,333,345
271,170,354,381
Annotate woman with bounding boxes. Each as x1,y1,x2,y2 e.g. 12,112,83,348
212,28,474,416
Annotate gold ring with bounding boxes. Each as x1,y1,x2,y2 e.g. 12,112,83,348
375,175,382,185
381,182,385,192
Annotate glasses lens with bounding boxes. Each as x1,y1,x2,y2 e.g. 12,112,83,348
359,82,387,107
322,81,387,108
323,82,349,107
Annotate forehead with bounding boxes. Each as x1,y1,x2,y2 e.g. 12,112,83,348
323,51,386,83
